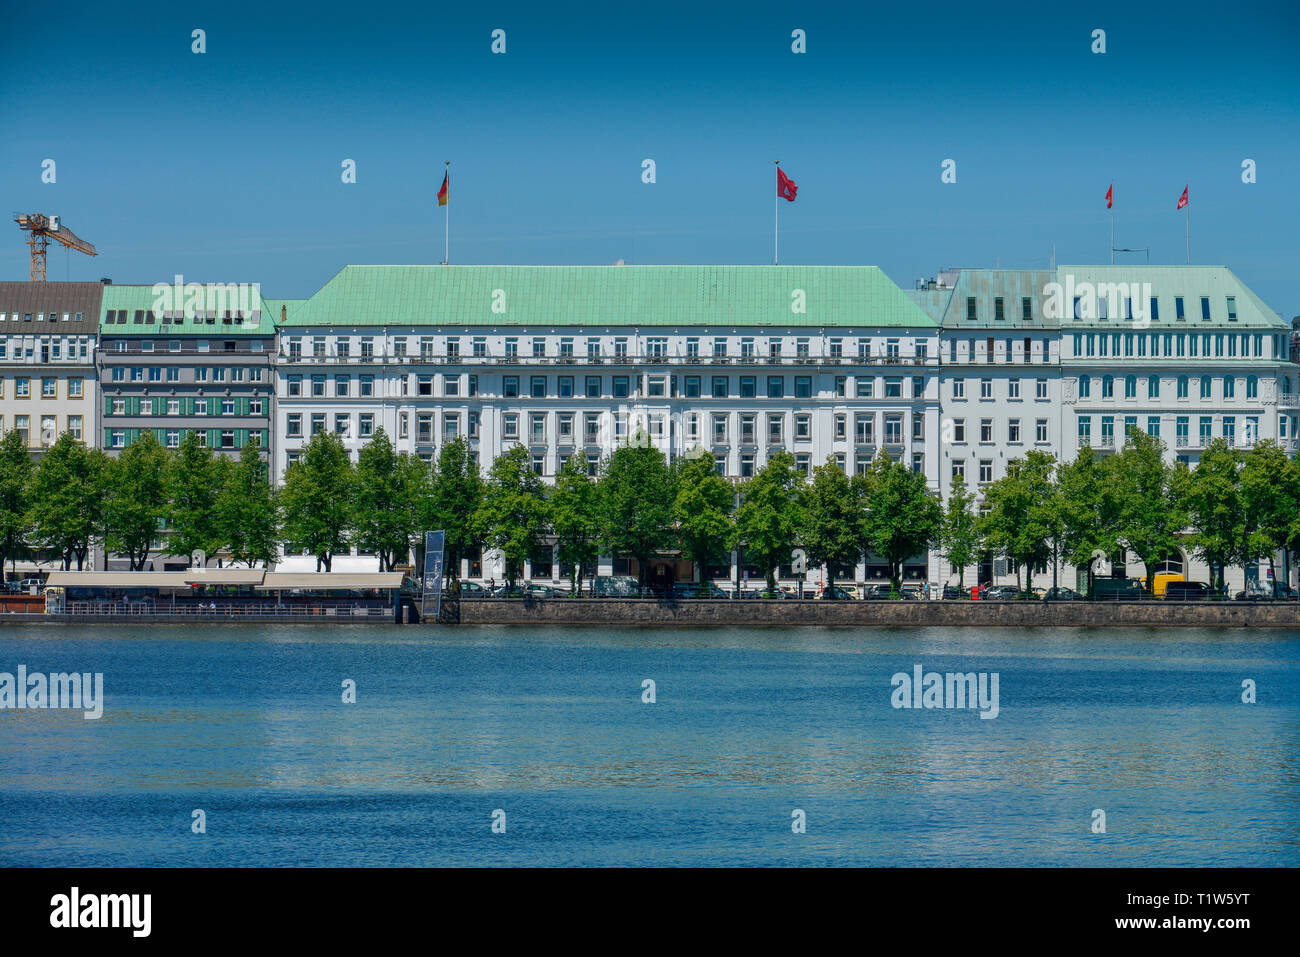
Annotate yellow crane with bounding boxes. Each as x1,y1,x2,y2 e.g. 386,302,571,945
13,212,97,281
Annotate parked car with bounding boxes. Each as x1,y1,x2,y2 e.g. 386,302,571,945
1164,581,1213,601
1233,580,1274,601
817,584,857,601
981,585,1020,600
1043,586,1083,601
523,583,559,598
1031,586,1049,600
1274,584,1298,600
671,582,730,599
899,582,926,600
861,584,893,600
456,581,492,597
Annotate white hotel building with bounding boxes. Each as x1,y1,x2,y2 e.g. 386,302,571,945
274,265,944,584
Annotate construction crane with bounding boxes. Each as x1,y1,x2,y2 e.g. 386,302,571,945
13,213,97,281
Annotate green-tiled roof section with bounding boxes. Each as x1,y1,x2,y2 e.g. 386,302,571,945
280,265,939,329
264,299,306,324
99,283,274,335
928,269,1060,329
1054,266,1285,329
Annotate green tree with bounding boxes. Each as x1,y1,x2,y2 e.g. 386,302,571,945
476,445,548,588
352,429,420,572
672,453,735,595
1240,440,1295,589
1055,446,1117,596
939,477,981,591
166,431,227,564
1184,439,1244,591
1106,428,1189,597
103,431,170,570
862,456,941,594
600,443,674,587
423,437,484,586
28,433,107,570
0,429,33,583
977,451,1056,594
732,451,805,593
279,431,354,572
215,439,279,568
550,455,602,595
801,457,864,592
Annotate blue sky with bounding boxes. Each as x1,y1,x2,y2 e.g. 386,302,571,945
3,0,1298,314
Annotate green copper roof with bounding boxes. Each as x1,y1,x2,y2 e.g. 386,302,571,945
279,265,939,329
1053,266,1286,329
906,269,1059,329
99,283,274,335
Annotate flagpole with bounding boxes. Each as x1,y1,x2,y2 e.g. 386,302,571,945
1110,182,1115,265
444,161,450,266
774,160,780,266
1186,201,1190,265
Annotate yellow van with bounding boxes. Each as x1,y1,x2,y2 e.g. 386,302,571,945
1141,573,1184,598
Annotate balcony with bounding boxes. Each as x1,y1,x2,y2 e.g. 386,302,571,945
1278,394,1300,410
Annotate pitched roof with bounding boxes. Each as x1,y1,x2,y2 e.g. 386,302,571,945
98,283,274,335
279,265,939,329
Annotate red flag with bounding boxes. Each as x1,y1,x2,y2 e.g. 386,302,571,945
777,167,797,202
1105,183,1112,209
1177,185,1188,210
437,172,449,207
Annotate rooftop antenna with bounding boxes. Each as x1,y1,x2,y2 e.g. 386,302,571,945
1113,245,1151,264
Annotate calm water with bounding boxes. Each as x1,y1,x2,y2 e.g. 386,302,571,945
0,623,1297,867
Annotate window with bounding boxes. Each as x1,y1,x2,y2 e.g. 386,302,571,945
740,377,756,399
647,376,666,398
979,460,993,484
834,414,847,441
1008,379,1020,400
586,376,601,398
1226,296,1237,321
857,376,874,399
41,377,56,398
1079,375,1090,399
712,414,728,444
966,297,977,321
1224,377,1235,400
1247,375,1258,399
531,376,547,399
1124,375,1137,399
334,414,350,437
767,416,783,445
952,378,965,400
501,414,519,441
884,378,902,398
1008,419,1021,443
1035,419,1048,443
994,297,1005,321
795,414,811,440
712,376,728,399
980,419,993,443
443,414,459,441
1148,376,1159,399
1078,416,1091,445
1175,296,1185,320
1199,416,1213,446
558,413,574,443
1201,297,1211,320
952,461,966,482
794,375,811,398
854,414,873,445
741,414,756,445
335,374,350,397
530,414,546,443
360,375,374,397
952,418,966,442
684,376,701,398
613,376,630,398
1200,376,1211,399
558,376,574,398
1022,297,1032,321
1035,378,1047,400
980,378,992,399
503,376,519,398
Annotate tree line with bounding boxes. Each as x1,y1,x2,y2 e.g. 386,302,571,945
3,426,1298,595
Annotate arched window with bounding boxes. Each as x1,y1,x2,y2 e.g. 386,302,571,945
1124,375,1137,399
1148,375,1159,399
1079,374,1090,399
1177,375,1189,399
1102,375,1114,398
1246,375,1258,399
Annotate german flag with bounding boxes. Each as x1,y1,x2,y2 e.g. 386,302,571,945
437,172,449,207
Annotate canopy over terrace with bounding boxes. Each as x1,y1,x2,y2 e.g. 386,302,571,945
256,573,406,591
45,571,266,589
